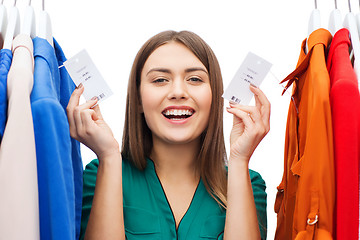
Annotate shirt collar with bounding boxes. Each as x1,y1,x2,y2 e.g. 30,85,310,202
33,37,61,99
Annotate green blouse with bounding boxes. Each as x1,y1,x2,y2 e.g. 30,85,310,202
80,158,267,240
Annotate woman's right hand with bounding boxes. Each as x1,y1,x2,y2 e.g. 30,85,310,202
66,84,120,159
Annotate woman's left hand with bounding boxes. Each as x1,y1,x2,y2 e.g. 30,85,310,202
226,85,270,163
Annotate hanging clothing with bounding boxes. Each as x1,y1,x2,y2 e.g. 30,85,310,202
0,34,39,239
31,37,75,240
275,28,335,239
80,158,268,240
53,38,83,240
326,28,360,240
0,49,12,141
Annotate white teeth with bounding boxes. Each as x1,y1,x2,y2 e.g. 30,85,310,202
164,109,193,116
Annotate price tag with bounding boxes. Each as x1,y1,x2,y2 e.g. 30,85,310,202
222,52,272,105
64,49,113,103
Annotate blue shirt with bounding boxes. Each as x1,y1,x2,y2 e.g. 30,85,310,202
31,37,75,240
0,49,12,141
53,38,83,240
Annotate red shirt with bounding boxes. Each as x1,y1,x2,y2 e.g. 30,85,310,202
327,28,360,240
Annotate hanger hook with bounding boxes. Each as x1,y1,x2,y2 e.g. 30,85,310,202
335,0,337,9
14,0,16,6
42,0,44,11
315,0,317,9
29,0,31,5
349,0,352,12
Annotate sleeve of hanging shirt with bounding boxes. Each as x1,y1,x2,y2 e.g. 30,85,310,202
327,28,360,240
0,34,39,239
0,49,12,141
31,37,75,240
53,37,83,240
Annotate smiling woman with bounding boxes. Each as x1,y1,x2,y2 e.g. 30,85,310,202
140,42,212,147
67,30,270,240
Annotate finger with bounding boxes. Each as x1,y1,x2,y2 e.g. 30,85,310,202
67,84,84,136
229,103,269,136
73,98,97,136
67,83,84,111
254,94,271,127
91,104,104,120
255,94,271,128
78,97,98,111
250,86,271,124
226,106,255,128
229,103,261,122
80,109,98,133
254,92,261,111
250,85,270,109
73,105,84,137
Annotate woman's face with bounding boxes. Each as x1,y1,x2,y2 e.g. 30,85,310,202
140,41,212,145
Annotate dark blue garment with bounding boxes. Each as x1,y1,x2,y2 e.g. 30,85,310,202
0,49,12,141
53,38,83,240
31,37,75,240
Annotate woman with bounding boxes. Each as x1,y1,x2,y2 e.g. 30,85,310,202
67,30,270,240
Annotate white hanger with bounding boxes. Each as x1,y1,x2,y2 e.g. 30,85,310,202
37,0,53,47
0,0,7,49
306,0,321,54
356,0,360,39
22,0,36,38
3,0,19,50
328,0,342,36
343,0,360,83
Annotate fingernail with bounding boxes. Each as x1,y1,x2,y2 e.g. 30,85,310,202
250,83,257,88
229,102,242,107
77,83,83,89
91,96,98,101
226,107,231,111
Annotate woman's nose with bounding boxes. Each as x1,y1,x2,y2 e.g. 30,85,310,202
167,79,188,100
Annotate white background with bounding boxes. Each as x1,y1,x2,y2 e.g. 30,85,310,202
7,0,358,238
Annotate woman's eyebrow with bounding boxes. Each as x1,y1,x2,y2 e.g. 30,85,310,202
146,68,171,76
146,67,208,76
185,67,208,75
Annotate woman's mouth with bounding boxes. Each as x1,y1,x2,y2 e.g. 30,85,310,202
162,108,195,120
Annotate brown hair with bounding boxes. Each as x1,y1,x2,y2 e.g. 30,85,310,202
121,30,227,207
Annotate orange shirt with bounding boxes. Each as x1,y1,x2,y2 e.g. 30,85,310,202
275,28,335,239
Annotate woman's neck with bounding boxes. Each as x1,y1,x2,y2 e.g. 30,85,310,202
150,136,201,183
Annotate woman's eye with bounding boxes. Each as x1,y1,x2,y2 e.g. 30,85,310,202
188,77,203,82
153,78,168,83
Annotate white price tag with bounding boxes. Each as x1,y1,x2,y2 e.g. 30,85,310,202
64,49,113,103
222,52,272,105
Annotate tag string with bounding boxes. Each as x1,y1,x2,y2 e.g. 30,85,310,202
269,70,299,114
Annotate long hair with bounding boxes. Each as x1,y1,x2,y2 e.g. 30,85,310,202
121,30,227,207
